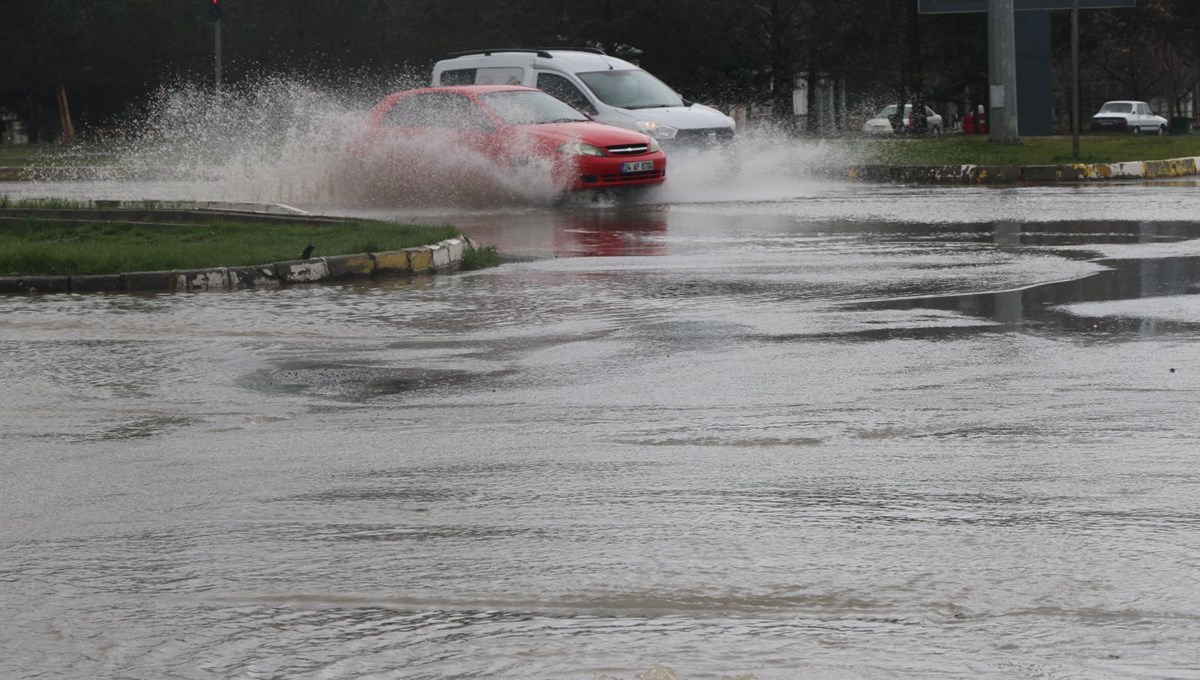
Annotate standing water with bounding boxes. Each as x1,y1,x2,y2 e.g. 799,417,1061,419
3,80,1200,680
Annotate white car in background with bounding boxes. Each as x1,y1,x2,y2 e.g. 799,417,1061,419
1089,100,1168,134
431,48,737,151
862,104,943,135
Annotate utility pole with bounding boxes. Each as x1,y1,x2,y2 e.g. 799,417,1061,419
987,0,1021,143
1071,0,1080,158
210,0,223,94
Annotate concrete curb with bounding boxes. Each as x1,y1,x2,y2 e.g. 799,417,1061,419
846,155,1200,185
1,237,476,295
88,199,311,216
2,198,308,215
0,166,229,183
0,166,122,182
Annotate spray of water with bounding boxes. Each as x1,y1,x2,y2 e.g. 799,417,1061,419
106,75,373,207
98,75,862,211
657,127,868,205
340,113,571,208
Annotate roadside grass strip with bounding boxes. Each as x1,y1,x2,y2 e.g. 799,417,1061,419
0,208,493,293
0,217,459,276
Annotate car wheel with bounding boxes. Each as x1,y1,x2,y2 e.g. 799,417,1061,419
1159,124,1168,136
930,125,941,134
1131,124,1139,134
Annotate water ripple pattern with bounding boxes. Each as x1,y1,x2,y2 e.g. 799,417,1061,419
4,182,1200,678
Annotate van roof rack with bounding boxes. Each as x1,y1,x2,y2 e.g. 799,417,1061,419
443,47,608,59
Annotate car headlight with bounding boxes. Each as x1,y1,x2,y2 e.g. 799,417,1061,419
557,141,605,157
646,137,661,153
635,120,678,140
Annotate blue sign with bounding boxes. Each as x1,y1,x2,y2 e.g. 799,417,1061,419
919,0,1135,12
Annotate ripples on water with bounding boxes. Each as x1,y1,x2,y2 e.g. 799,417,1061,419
4,237,1200,678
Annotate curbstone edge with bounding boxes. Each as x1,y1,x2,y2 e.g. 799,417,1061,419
5,237,474,295
847,155,1200,185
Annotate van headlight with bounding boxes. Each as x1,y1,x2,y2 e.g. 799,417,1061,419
557,141,605,157
636,120,678,139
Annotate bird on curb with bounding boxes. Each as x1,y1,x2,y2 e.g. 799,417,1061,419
301,244,314,260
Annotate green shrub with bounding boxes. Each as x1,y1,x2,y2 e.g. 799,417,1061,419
459,245,500,271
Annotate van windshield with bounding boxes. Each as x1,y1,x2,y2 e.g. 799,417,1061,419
577,69,684,109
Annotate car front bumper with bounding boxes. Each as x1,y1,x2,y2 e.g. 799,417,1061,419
570,153,667,191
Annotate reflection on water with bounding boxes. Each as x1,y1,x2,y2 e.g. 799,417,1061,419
372,203,671,259
867,256,1200,336
979,220,1198,249
862,221,1200,337
554,207,668,257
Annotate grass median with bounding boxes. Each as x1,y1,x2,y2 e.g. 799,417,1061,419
848,134,1200,167
9,133,1200,176
0,206,466,276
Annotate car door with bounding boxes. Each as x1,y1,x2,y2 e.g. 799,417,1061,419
1132,103,1145,131
1139,103,1160,132
377,92,498,177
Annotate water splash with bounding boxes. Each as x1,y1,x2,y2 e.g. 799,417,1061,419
105,76,609,209
108,76,367,207
656,129,865,205
339,124,570,208
94,76,860,211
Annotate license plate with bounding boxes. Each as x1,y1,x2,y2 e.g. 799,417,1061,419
621,161,655,173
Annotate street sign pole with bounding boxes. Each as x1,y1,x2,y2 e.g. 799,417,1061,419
988,0,1021,143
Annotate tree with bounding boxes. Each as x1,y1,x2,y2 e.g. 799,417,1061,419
1075,0,1199,117
752,0,806,125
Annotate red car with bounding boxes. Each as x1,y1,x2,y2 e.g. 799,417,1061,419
348,85,666,200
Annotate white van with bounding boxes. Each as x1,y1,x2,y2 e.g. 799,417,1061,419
431,48,736,150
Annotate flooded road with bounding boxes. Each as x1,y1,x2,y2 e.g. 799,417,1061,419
3,178,1200,679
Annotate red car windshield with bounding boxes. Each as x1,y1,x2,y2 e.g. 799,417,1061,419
477,90,589,125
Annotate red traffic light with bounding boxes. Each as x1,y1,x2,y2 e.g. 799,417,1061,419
209,0,221,21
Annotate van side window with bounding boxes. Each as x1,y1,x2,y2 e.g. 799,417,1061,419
475,67,524,85
536,73,592,112
439,69,476,86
